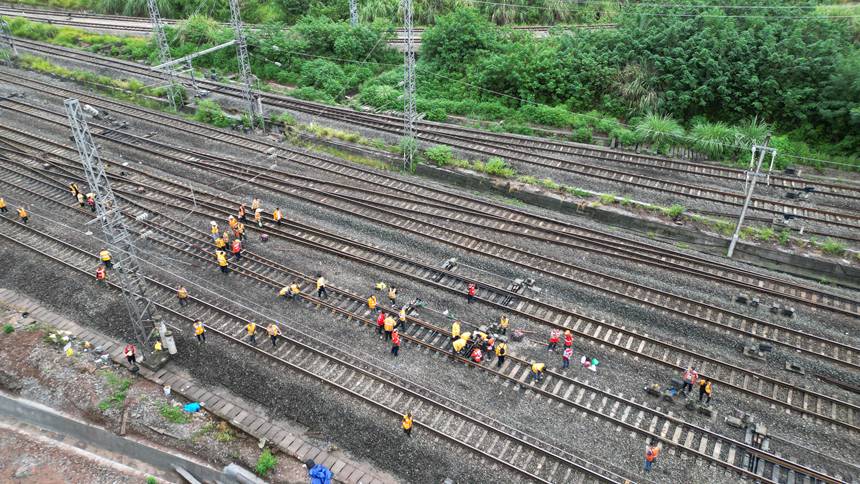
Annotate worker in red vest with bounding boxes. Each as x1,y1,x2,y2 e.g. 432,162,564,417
376,311,386,336
231,238,242,261
467,283,476,303
644,443,661,472
548,329,560,352
470,346,483,363
95,265,106,283
391,329,401,357
563,330,573,349
123,343,136,365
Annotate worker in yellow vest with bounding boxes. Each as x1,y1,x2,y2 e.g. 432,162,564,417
193,320,206,343
267,323,280,347
17,207,29,224
451,321,461,340
214,237,226,250
499,314,509,335
272,207,283,225
401,412,413,436
216,250,229,274
387,287,397,306
398,306,408,331
177,286,189,307
246,322,257,345
529,362,546,383
210,221,220,240
383,314,396,340
367,295,378,313
0,196,7,214
316,275,328,299
99,249,112,269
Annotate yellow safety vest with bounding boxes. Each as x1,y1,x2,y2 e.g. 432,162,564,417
290,284,301,294
316,277,326,289
273,209,282,221
399,309,407,321
246,323,256,335
532,363,545,373
267,325,279,336
368,297,377,309
17,208,28,218
383,317,395,331
99,250,111,261
402,415,413,430
177,288,188,299
279,287,289,297
0,198,5,208
194,323,205,335
451,322,460,338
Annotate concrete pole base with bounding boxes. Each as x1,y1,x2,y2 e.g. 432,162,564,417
141,351,170,371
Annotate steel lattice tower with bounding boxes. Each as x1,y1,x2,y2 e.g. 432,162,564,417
64,99,157,355
402,0,417,170
146,0,181,111
349,0,359,26
228,0,262,127
0,19,17,59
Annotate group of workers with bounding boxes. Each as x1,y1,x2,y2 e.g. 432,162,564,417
450,316,509,368
0,196,30,223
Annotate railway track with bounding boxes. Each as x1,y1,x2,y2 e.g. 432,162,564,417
4,100,860,378
7,39,860,233
0,205,635,484
1,80,856,323
0,154,853,484
2,124,858,437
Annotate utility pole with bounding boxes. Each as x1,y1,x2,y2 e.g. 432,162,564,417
228,0,263,128
349,0,359,26
64,98,167,366
401,0,417,170
146,0,182,111
0,19,17,59
727,136,776,258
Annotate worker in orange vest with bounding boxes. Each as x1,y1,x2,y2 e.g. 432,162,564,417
644,442,661,472
17,206,29,224
391,329,401,357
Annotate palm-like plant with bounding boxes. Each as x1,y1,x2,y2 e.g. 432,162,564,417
635,112,685,155
615,63,659,114
690,121,735,160
359,0,399,23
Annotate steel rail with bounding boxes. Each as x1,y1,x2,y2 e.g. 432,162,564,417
1,84,856,320
6,40,860,230
3,132,857,434
0,164,848,484
0,214,632,484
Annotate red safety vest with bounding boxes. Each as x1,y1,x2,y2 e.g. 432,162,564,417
684,369,698,383
646,447,660,462
231,240,242,254
392,332,401,346
564,334,573,347
377,313,385,327
471,348,482,362
124,344,136,357
549,330,560,343
468,285,476,296
96,267,106,280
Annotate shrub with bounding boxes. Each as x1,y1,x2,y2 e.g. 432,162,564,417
565,186,590,197
193,100,232,128
539,178,560,190
424,145,454,166
146,477,157,484
755,227,775,242
820,238,846,256
778,228,792,246
571,127,593,143
424,108,448,122
599,193,616,204
255,449,278,477
518,175,538,185
2,324,13,334
159,404,190,424
272,112,296,126
482,157,516,178
665,204,685,219
290,86,335,104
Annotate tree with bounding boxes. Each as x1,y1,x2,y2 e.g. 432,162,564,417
421,9,500,74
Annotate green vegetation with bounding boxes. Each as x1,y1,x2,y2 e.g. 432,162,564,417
97,372,132,411
2,324,14,334
665,204,685,219
820,238,847,256
159,404,191,424
255,449,278,477
7,0,860,171
146,477,157,484
421,146,516,177
599,193,616,205
192,99,233,127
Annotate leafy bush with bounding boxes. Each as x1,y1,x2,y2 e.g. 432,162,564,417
193,100,232,128
778,229,792,246
424,145,454,166
424,108,448,122
599,193,616,204
665,204,685,219
255,449,278,477
290,86,335,104
3,324,14,334
539,178,560,190
357,85,401,110
482,157,516,177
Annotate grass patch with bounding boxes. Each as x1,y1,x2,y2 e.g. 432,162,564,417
620,196,632,206
778,229,792,246
482,157,516,178
538,178,560,190
160,404,191,424
599,193,617,205
424,145,454,167
676,242,690,249
146,477,157,484
97,371,132,411
565,186,591,198
214,421,236,442
664,204,685,219
3,324,14,334
820,238,846,256
255,449,278,477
